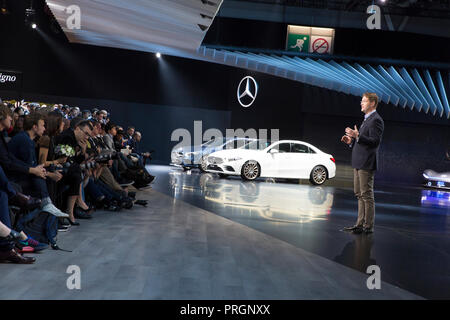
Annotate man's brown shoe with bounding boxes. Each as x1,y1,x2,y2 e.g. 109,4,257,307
351,227,364,234
9,193,42,211
0,249,36,264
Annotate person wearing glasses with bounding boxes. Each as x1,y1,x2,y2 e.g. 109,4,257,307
53,120,93,225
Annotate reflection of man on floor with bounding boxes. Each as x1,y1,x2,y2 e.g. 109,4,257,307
334,235,375,273
341,92,384,234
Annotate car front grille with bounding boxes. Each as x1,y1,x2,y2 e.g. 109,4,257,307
207,165,223,172
208,156,223,164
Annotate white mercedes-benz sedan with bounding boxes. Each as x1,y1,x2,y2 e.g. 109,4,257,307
205,140,336,185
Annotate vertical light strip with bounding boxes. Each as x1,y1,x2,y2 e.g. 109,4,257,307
435,71,450,119
399,68,429,113
411,69,436,115
424,70,444,117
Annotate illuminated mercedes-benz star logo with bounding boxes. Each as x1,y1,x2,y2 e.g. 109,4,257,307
237,76,258,108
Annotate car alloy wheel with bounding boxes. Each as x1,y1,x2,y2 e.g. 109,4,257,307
310,165,327,185
241,160,260,181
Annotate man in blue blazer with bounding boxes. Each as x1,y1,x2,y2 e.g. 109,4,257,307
341,92,384,234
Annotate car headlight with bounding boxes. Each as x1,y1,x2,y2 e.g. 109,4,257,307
227,157,242,162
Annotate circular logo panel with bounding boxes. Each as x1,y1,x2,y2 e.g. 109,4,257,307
237,76,258,108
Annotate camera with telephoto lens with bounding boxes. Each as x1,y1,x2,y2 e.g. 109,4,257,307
94,150,119,164
46,162,71,175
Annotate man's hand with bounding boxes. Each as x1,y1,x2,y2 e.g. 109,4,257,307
79,140,87,154
345,125,359,139
341,135,352,145
29,165,46,179
46,171,63,182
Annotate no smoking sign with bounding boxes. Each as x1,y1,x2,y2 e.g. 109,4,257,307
310,36,332,54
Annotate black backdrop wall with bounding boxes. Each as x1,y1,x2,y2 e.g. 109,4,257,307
1,7,449,185
226,70,450,185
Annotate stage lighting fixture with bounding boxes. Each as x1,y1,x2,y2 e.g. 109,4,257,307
25,0,36,28
1,0,10,15
156,52,161,58
31,23,37,29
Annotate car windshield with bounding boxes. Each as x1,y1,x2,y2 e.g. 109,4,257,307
222,138,254,149
239,140,271,150
202,137,225,147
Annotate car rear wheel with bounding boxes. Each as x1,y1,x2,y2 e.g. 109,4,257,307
241,160,260,181
310,165,327,185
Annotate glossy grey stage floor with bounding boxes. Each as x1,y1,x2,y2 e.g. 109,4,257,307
151,165,449,300
0,165,446,299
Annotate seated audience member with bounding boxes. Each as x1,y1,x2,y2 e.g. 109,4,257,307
37,111,67,167
61,105,70,119
36,110,68,214
53,120,93,225
0,164,43,264
90,120,107,151
62,117,71,131
101,123,133,185
130,131,153,167
114,128,126,151
103,122,116,151
95,110,107,124
68,107,80,120
0,106,67,218
82,110,91,120
82,120,134,210
9,108,25,137
123,126,135,142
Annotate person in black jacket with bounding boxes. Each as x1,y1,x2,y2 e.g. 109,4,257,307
53,120,93,225
341,92,384,234
0,105,67,218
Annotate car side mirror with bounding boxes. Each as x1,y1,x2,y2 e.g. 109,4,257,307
269,149,279,154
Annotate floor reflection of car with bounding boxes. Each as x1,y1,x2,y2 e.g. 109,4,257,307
421,189,450,208
205,140,336,185
168,169,334,223
202,177,334,224
170,137,255,172
423,170,450,190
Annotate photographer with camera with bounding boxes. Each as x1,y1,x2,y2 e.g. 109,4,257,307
83,120,135,210
102,123,134,186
